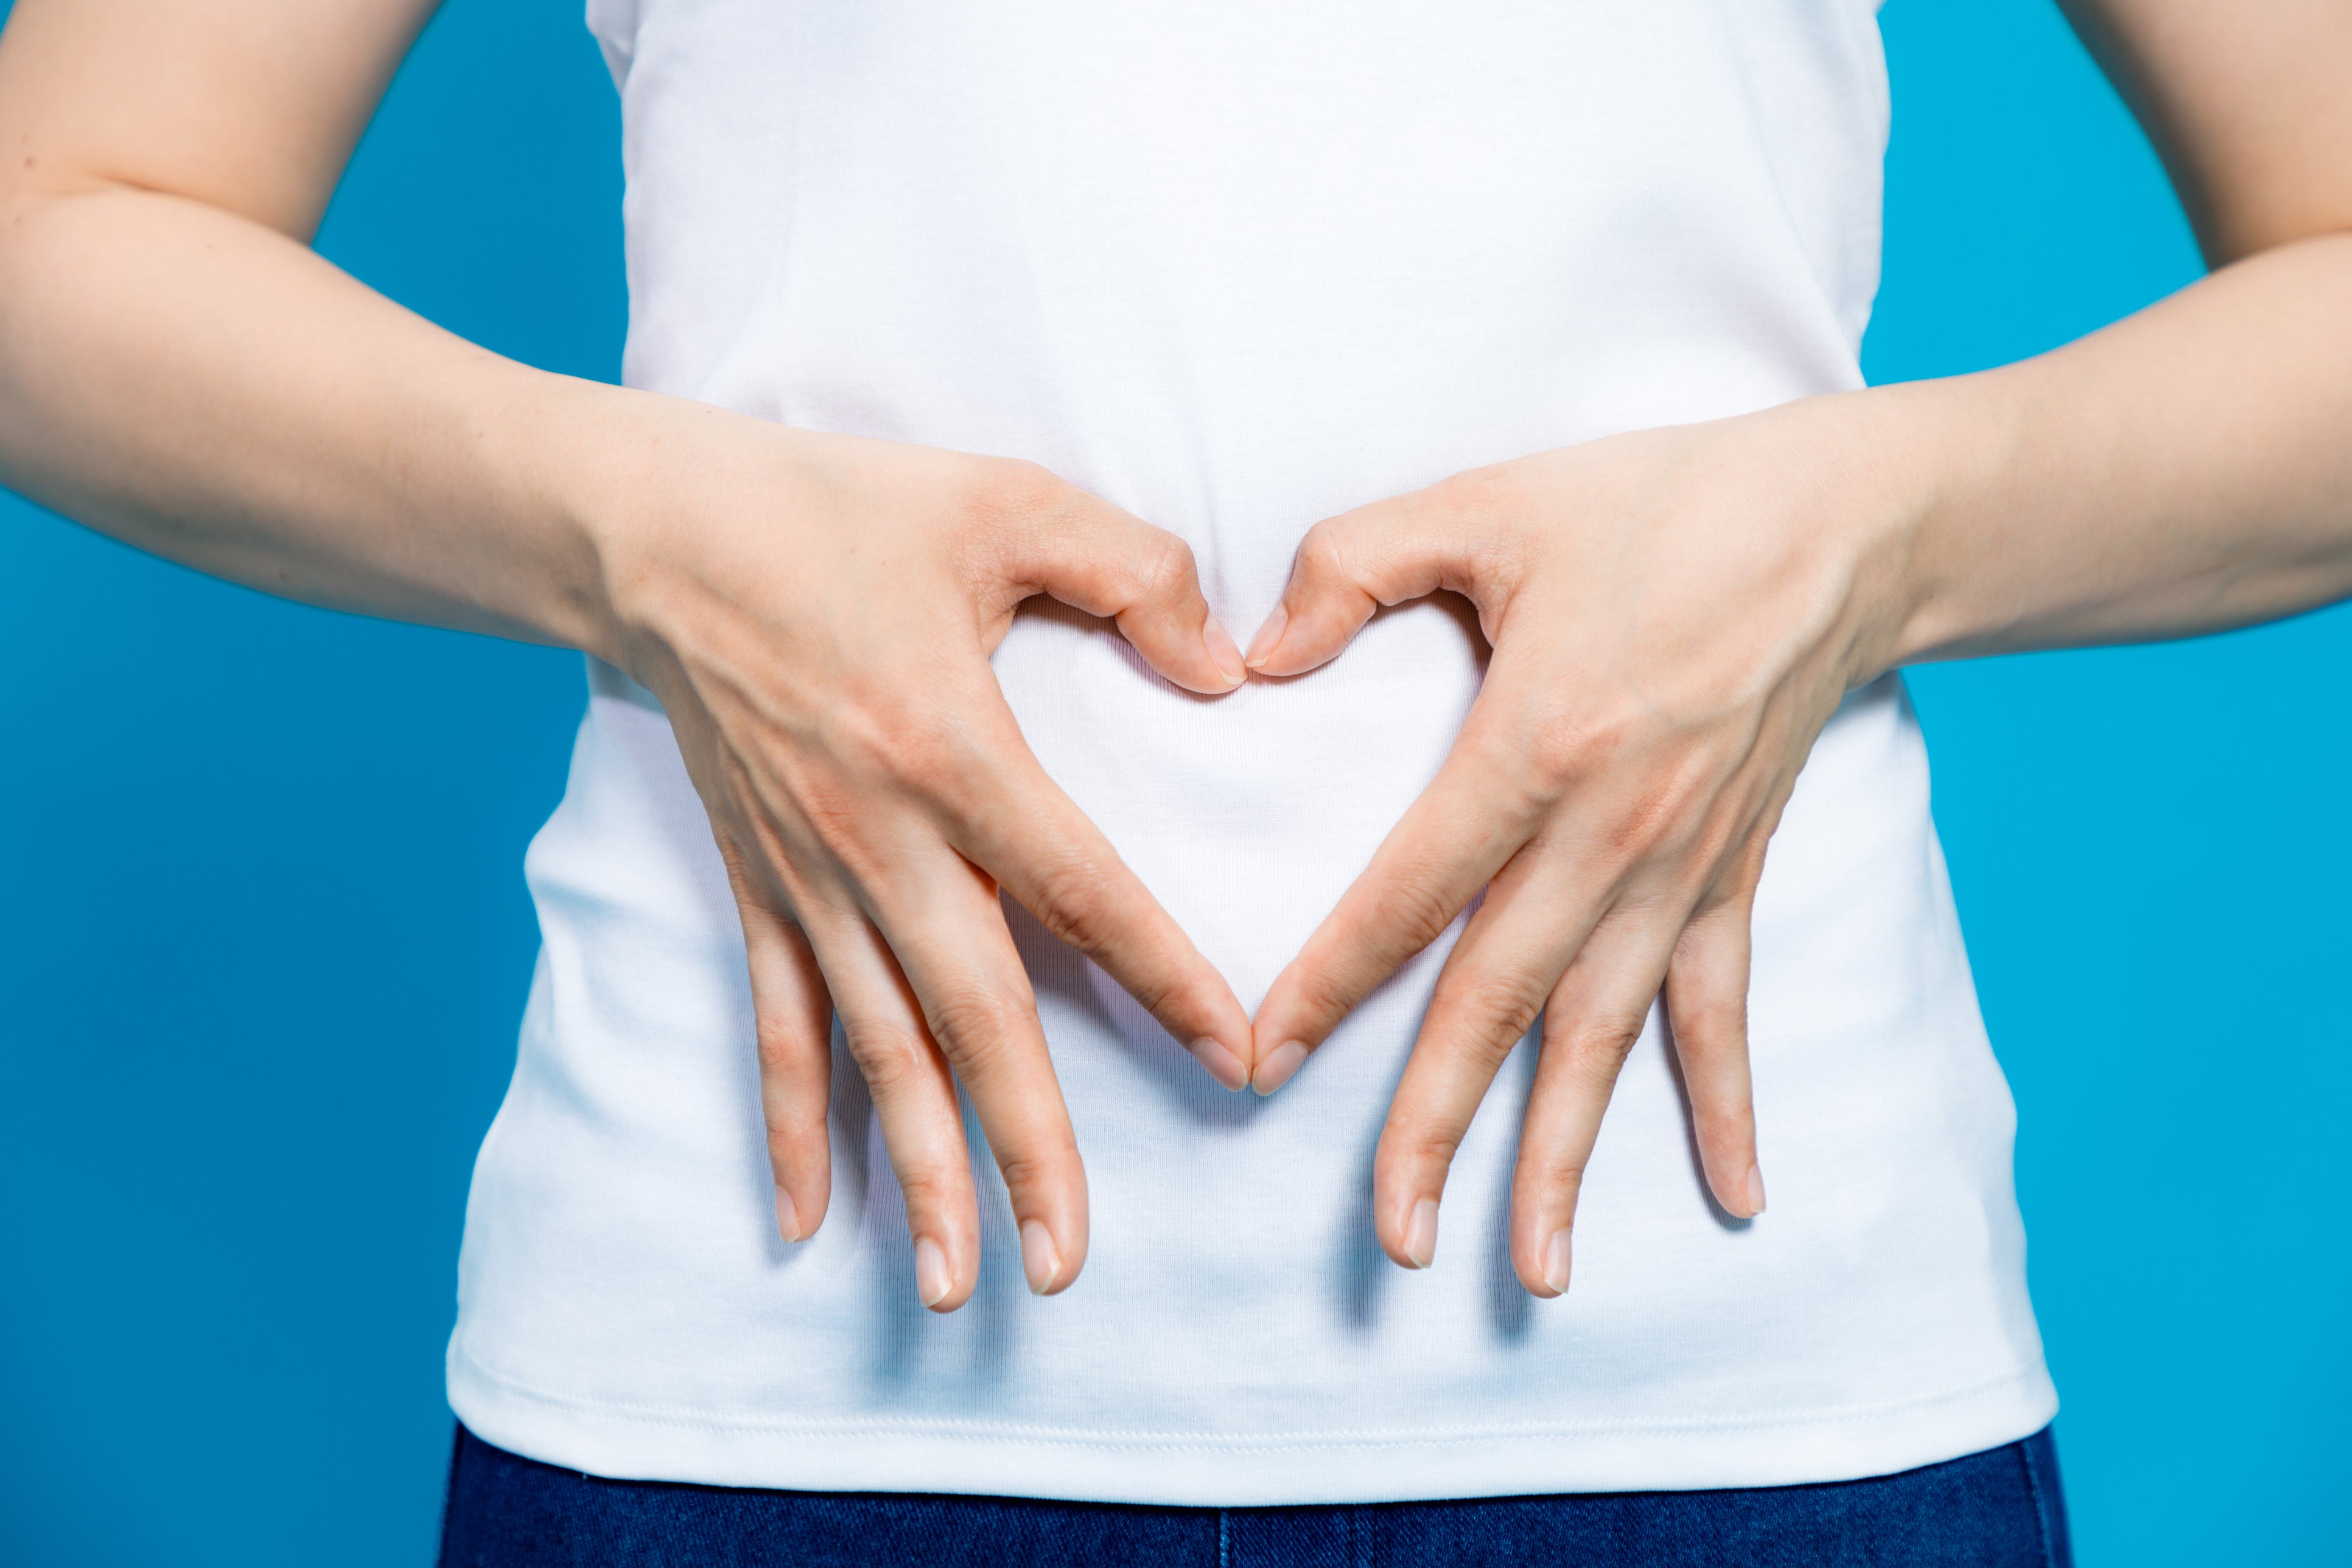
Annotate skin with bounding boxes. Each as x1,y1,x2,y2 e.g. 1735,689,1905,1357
0,0,1259,1315
2,0,2350,1313
1242,1,2352,1292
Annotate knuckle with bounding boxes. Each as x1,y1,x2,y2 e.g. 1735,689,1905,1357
1703,1098,1758,1145
1420,465,1533,541
1524,707,1615,794
825,690,978,807
875,701,963,786
786,784,866,867
765,1117,823,1166
1130,531,1197,602
886,731,965,805
1432,464,1526,520
1028,858,1120,955
1105,957,1187,1032
1383,1118,1466,1174
841,1017,930,1096
1282,962,1362,1035
1675,994,1748,1051
1611,763,1715,861
924,984,1035,1071
994,1145,1078,1199
1447,732,1549,828
1669,961,1748,1044
807,693,903,783
1603,793,1681,861
1293,521,1353,586
968,457,1068,528
1433,973,1545,1067
1555,1012,1648,1075
1373,875,1465,962
1522,1147,1592,1197
1525,731,1584,796
892,1166,964,1218
753,1008,817,1066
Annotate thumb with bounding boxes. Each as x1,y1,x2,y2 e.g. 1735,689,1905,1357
1245,488,1496,679
1006,482,1246,694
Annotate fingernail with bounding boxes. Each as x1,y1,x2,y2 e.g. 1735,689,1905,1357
914,1236,953,1309
1404,1197,1440,1269
1192,1036,1248,1092
1745,1163,1767,1217
1020,1219,1063,1296
1203,615,1247,688
1542,1228,1572,1295
1250,1038,1310,1096
1244,601,1289,669
775,1185,802,1244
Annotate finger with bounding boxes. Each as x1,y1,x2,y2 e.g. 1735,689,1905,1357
1249,716,1538,1095
1363,835,1619,1270
718,837,838,1245
999,476,1246,692
1662,834,1771,1222
1510,910,1691,1298
859,847,1090,1297
794,894,985,1313
1245,481,1502,677
940,715,1254,1091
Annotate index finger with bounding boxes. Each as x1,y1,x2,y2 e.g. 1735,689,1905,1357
939,710,1255,1093
1248,713,1544,1094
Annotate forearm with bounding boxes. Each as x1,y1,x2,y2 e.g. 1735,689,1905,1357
0,179,628,655
1875,230,2352,668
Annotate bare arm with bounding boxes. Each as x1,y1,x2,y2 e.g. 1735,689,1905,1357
1887,0,2352,662
0,0,1258,1311
0,0,617,646
1242,0,2352,1292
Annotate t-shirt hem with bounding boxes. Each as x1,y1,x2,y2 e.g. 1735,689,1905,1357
446,1340,2060,1507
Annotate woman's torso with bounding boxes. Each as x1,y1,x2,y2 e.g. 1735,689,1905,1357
445,0,2054,1503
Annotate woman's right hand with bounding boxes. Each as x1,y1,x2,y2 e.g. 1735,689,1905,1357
579,397,1256,1313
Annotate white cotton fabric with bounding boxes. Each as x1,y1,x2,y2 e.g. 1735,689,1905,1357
446,0,2055,1504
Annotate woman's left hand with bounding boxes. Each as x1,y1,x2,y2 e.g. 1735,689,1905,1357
1242,391,1923,1298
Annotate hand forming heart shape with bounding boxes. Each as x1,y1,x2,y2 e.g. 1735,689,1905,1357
1238,391,1919,1298
615,393,1914,1312
603,415,1252,1314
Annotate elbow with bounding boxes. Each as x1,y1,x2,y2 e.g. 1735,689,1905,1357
2192,207,2352,273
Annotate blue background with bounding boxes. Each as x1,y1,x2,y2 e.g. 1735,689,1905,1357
2,1,2345,1561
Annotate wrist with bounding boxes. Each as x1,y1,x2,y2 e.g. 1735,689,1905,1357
1838,374,2031,675
519,375,705,670
1759,378,2018,687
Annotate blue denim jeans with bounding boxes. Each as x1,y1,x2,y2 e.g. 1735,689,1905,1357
438,1423,2071,1567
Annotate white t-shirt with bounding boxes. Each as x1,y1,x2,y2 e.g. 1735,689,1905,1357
446,0,2054,1504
